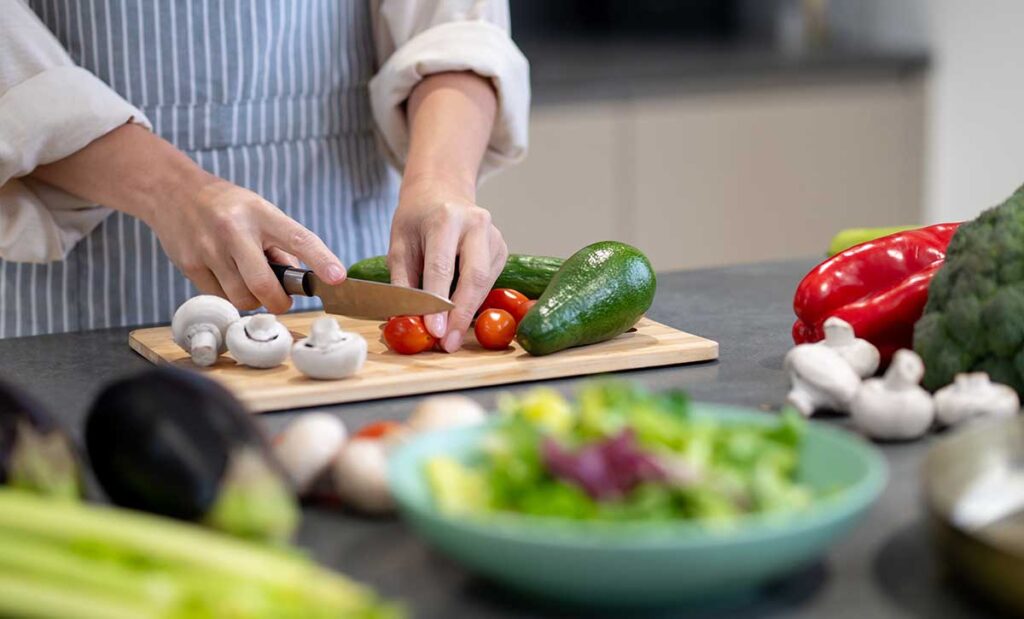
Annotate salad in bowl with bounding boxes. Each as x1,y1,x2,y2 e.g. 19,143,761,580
390,381,885,606
427,382,814,524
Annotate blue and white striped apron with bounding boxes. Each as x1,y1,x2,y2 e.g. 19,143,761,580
4,0,397,337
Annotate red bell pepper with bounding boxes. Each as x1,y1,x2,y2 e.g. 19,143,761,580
792,223,961,363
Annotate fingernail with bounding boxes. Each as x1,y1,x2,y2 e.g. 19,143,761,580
426,313,447,338
443,331,463,353
325,264,345,283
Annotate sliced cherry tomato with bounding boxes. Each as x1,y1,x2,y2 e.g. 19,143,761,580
479,288,529,318
475,308,516,350
354,420,403,439
511,299,537,324
383,316,436,355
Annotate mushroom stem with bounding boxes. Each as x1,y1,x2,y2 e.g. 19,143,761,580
188,328,220,367
786,383,817,417
823,317,855,345
311,317,340,344
245,314,280,341
884,350,923,389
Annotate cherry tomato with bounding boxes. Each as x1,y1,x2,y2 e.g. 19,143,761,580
475,309,516,350
354,420,403,439
511,299,537,324
383,316,436,355
479,288,529,318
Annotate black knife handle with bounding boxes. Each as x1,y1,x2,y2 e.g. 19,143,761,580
270,263,313,297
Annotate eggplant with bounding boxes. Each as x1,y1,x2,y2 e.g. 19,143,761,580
85,367,298,543
0,377,81,499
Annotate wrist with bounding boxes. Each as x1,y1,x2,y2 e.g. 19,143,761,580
399,169,477,204
131,143,218,225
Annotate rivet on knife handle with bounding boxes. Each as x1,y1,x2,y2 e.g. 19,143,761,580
270,263,313,297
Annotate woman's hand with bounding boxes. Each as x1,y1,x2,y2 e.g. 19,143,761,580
392,71,502,352
389,177,507,352
31,124,346,314
150,177,346,313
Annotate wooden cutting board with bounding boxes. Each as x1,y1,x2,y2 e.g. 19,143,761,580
129,312,718,413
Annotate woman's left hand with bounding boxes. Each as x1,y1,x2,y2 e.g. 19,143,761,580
389,71,504,353
388,177,507,353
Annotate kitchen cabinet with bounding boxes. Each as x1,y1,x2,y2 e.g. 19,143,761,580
480,77,926,269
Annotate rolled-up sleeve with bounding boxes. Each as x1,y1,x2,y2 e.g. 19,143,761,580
0,0,151,263
369,0,530,181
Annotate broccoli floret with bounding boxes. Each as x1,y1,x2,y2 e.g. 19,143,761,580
915,184,1024,394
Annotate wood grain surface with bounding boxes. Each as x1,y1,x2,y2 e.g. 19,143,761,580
129,312,718,413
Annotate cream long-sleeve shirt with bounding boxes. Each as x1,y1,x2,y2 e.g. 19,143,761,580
0,0,530,263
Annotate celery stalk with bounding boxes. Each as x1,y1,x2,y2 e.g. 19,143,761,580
0,531,177,608
0,489,398,617
0,571,158,619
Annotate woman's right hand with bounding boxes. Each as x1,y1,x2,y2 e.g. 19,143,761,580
150,177,346,313
31,124,346,314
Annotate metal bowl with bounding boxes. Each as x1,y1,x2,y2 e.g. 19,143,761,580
923,415,1024,613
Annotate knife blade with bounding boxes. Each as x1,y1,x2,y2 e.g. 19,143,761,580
270,263,454,319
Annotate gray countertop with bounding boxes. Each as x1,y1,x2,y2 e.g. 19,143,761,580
0,259,1000,618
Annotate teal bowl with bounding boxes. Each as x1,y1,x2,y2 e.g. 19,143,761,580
389,403,887,607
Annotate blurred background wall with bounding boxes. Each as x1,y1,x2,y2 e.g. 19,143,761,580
923,0,1024,222
840,0,1024,222
480,0,1022,269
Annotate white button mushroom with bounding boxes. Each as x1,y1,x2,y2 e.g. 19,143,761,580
934,372,1020,427
851,349,935,441
332,438,396,515
821,317,880,378
171,295,241,367
408,395,487,433
784,343,862,417
272,413,348,494
226,314,293,368
292,317,368,380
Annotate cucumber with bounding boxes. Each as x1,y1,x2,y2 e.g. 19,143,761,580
516,241,656,356
346,254,563,299
345,255,392,284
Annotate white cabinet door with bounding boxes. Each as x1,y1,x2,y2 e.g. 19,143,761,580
631,80,926,270
478,101,627,258
480,79,925,269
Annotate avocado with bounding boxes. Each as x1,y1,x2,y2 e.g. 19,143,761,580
516,241,656,356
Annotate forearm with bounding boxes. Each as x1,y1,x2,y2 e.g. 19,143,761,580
30,122,342,312
402,71,497,200
29,123,213,225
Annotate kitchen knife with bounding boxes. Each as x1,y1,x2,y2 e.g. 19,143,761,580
270,263,454,319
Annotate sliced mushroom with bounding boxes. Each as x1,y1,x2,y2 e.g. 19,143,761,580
225,314,293,368
292,317,367,380
934,372,1020,427
272,413,348,494
821,317,880,378
784,343,861,417
408,395,487,433
171,295,241,367
851,349,935,441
